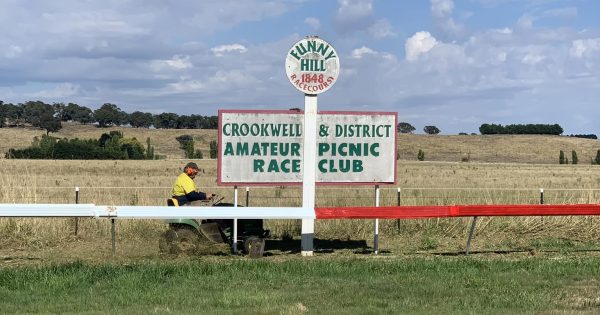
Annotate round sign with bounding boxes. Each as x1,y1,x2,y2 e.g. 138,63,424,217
285,36,340,95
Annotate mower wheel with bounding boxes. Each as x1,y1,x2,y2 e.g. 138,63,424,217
244,236,265,258
159,227,199,254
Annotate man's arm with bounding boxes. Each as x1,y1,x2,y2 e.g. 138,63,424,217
185,190,207,202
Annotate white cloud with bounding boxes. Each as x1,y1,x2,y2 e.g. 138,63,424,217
542,7,578,19
405,31,439,61
430,0,464,38
4,45,23,58
150,55,193,71
521,53,546,65
333,0,375,33
211,44,248,57
304,17,320,30
517,14,534,29
569,38,600,58
28,83,80,99
351,46,377,59
369,19,396,39
431,0,454,18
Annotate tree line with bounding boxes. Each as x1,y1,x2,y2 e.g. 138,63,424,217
6,131,155,160
0,100,218,133
479,123,564,135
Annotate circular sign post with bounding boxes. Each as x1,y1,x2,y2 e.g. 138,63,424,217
286,36,340,95
286,36,339,256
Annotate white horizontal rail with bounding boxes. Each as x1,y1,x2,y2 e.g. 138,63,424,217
0,204,97,217
0,204,316,220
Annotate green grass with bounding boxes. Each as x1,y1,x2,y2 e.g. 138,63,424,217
2,257,600,314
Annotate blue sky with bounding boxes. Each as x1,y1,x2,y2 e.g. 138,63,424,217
1,0,599,134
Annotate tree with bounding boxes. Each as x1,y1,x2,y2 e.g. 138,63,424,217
22,101,54,127
397,122,416,134
572,150,578,165
94,103,126,127
423,126,440,135
39,112,62,135
129,111,154,128
595,150,600,165
154,112,179,129
64,103,94,123
0,101,6,127
559,150,565,164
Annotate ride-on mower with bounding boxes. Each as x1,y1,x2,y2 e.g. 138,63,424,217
159,196,269,258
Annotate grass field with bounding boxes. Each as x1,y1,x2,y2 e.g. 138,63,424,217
2,256,600,314
2,126,600,314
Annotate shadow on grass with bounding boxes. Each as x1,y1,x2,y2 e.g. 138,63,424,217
265,238,370,254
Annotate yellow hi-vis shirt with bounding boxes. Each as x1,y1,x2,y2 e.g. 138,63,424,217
171,173,197,197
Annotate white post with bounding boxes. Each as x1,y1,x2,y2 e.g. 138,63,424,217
301,94,318,256
233,186,238,254
374,185,380,255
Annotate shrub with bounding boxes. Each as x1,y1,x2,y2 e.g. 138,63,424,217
417,149,425,161
559,150,565,164
572,150,578,165
595,150,600,165
209,140,218,159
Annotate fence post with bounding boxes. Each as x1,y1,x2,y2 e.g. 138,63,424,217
74,187,80,236
111,218,116,255
374,185,380,255
465,216,478,255
245,187,250,207
396,187,401,233
233,186,238,254
540,188,544,204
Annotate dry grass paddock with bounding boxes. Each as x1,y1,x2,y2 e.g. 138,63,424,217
2,158,600,256
2,123,600,163
2,124,600,256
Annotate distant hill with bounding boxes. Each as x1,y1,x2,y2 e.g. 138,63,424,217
1,123,598,163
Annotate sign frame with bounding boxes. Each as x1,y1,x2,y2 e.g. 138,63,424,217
217,109,397,187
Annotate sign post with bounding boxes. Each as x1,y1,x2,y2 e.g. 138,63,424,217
286,36,340,256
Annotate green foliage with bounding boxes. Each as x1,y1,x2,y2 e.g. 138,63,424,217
572,150,578,165
128,111,153,128
184,141,195,159
559,150,565,164
397,122,416,134
175,135,193,150
93,103,126,127
209,140,218,159
480,123,563,135
1,99,218,129
423,125,440,135
595,150,600,165
417,149,425,161
145,138,155,160
5,132,147,160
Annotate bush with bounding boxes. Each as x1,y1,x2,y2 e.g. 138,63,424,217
209,140,218,159
417,149,425,161
572,150,578,165
559,150,565,164
6,132,147,160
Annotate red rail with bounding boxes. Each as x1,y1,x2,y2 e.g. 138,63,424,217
315,204,600,219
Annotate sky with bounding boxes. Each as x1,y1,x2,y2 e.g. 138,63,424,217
1,0,599,134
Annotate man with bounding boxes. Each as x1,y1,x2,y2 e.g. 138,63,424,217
170,162,212,206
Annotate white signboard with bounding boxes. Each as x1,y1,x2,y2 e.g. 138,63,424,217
218,110,397,185
285,37,340,95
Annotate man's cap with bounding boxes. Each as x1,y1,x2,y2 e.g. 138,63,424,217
184,162,199,170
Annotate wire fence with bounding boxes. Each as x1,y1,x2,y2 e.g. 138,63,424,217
2,185,600,207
